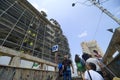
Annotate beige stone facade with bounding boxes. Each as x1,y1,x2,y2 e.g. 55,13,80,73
81,40,104,58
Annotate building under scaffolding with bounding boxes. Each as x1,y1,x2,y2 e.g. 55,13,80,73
0,0,70,63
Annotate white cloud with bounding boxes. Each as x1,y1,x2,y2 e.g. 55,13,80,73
78,31,88,38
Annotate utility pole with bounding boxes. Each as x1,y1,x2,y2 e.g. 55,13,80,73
90,0,120,25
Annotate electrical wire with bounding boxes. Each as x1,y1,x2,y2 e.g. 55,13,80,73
92,12,103,40
73,0,93,7
99,0,110,4
74,0,110,7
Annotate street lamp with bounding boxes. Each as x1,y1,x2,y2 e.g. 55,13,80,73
72,3,75,7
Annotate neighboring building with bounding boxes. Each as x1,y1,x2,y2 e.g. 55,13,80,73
0,0,70,63
81,40,104,58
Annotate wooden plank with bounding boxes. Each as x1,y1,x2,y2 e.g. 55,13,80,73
0,65,58,80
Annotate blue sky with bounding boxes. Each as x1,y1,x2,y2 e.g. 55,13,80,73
27,0,120,61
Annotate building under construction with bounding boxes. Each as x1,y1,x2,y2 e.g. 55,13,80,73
0,0,70,63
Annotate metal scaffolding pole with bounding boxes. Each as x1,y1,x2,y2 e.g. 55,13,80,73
32,21,40,55
19,16,34,50
1,9,26,46
42,24,47,59
0,1,17,17
90,0,120,25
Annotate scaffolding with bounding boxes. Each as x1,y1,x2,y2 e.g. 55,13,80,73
0,0,70,63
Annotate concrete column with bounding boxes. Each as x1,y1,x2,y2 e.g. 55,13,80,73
55,66,58,72
43,64,47,70
40,63,47,70
55,66,57,72
55,52,58,63
40,63,44,69
10,56,21,67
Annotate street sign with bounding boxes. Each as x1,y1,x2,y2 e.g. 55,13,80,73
52,45,59,52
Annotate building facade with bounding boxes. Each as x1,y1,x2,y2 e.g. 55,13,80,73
81,40,104,58
0,0,70,63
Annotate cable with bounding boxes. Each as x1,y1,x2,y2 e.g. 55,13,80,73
92,12,103,40
72,0,93,7
99,0,110,4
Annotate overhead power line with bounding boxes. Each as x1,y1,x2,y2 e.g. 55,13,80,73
72,0,93,7
89,0,120,25
99,0,110,4
93,12,103,40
